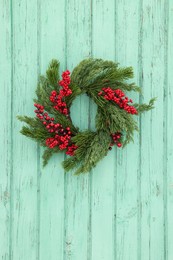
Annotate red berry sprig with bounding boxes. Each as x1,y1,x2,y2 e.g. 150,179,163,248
66,144,78,156
98,87,138,115
46,133,71,150
111,132,122,148
49,70,72,115
34,103,77,155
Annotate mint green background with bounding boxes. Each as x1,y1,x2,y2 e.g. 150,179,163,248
0,0,173,259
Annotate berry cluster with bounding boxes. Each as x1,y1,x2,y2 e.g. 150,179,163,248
98,87,138,115
34,103,77,155
34,103,45,119
46,133,71,150
109,132,122,150
111,132,122,147
66,144,78,156
49,70,72,115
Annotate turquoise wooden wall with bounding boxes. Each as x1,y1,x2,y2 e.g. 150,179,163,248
0,0,173,259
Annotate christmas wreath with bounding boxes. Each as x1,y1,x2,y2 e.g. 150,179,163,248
18,59,155,175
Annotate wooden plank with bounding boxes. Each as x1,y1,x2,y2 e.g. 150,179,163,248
166,1,173,259
115,1,140,259
140,0,165,259
11,0,38,258
91,0,116,259
38,0,66,259
0,0,11,258
64,0,91,259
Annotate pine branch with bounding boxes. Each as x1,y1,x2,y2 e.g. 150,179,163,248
64,83,82,107
62,156,81,172
42,149,54,167
96,105,138,146
46,59,60,89
63,130,111,175
71,59,134,92
71,58,118,89
17,115,43,128
113,81,142,93
134,97,156,114
35,76,54,112
20,126,48,145
42,148,62,167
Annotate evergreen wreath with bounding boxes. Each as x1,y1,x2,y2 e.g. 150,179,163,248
18,58,155,175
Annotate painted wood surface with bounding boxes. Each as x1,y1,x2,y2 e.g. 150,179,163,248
0,0,173,259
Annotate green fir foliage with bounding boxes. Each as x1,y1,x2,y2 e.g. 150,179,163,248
46,59,60,88
63,130,110,175
133,97,156,113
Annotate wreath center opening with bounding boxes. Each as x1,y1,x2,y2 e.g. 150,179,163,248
70,94,97,131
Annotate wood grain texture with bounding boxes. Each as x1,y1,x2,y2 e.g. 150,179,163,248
166,1,173,259
91,0,116,259
11,0,38,259
115,1,140,259
0,0,11,258
140,1,165,259
0,0,173,259
38,0,66,259
64,0,91,259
